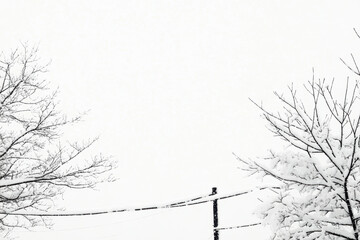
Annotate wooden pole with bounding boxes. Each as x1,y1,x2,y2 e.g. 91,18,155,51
212,187,219,240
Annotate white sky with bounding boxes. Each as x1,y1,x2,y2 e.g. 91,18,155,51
2,1,360,239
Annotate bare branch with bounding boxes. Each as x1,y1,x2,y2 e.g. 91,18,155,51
0,46,116,237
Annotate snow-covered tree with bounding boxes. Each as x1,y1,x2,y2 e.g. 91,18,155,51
0,46,115,237
241,48,360,239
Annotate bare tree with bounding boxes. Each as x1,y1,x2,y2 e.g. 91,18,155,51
240,33,360,239
0,46,115,237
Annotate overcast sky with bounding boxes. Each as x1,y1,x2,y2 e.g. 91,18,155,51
2,1,360,239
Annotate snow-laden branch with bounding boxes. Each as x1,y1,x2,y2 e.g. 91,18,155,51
245,71,360,239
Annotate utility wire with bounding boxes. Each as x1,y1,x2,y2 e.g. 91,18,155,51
17,211,166,233
216,222,261,231
1,186,279,217
1,192,215,217
171,186,280,208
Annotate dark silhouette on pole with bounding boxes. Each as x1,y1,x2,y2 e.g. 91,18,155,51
212,187,219,240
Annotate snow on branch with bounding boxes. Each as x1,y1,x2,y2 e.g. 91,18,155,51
242,66,360,239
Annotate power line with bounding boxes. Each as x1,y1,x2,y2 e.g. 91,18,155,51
216,222,261,231
17,211,166,233
169,186,280,208
1,186,279,217
1,191,215,217
8,186,276,240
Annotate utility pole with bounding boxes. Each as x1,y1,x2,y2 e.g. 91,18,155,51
212,187,219,240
